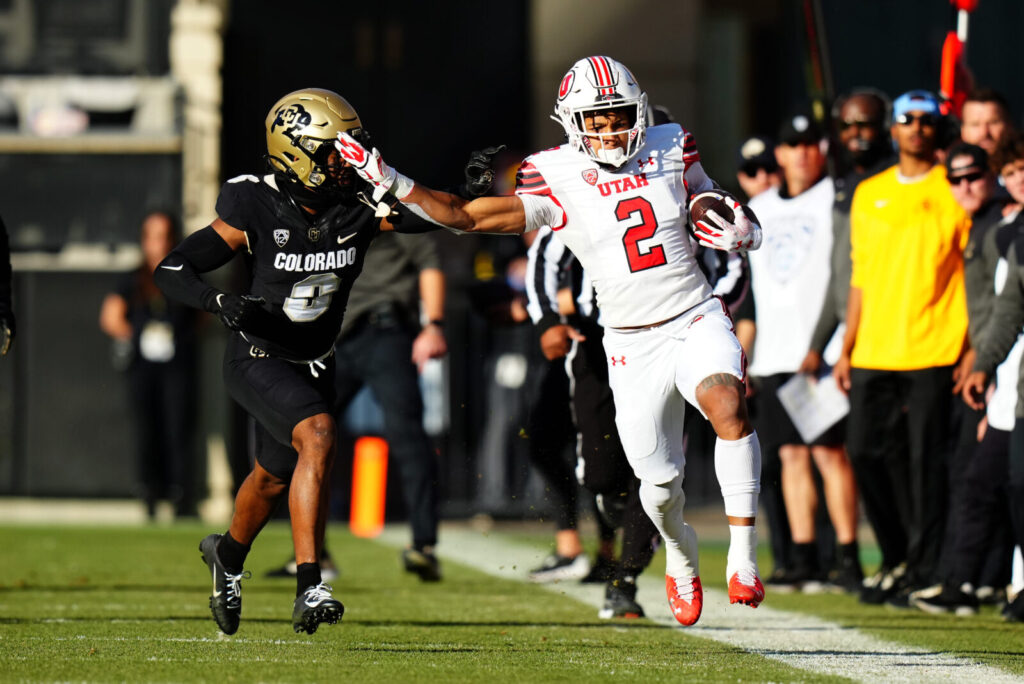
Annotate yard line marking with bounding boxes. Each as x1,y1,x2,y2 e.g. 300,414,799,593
379,524,1023,684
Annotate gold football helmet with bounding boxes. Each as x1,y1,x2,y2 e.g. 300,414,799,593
265,88,363,193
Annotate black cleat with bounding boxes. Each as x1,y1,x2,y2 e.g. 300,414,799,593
265,553,340,581
859,563,907,605
580,555,617,584
527,552,590,583
402,547,442,582
198,534,250,635
911,583,978,616
598,577,645,619
1001,593,1024,623
292,582,345,634
827,557,865,594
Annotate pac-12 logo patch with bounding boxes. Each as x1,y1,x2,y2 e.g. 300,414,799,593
273,229,290,247
581,169,599,186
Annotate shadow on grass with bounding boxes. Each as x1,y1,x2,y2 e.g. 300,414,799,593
0,616,668,632
0,583,282,594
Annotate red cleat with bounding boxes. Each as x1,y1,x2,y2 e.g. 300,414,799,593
666,575,703,626
728,568,765,607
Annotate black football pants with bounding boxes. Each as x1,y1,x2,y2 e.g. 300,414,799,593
524,357,579,531
334,320,439,549
571,319,658,573
846,365,954,586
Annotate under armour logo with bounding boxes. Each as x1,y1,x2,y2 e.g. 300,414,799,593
636,156,654,170
610,355,626,366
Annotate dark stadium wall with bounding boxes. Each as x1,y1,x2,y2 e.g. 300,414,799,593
220,0,529,191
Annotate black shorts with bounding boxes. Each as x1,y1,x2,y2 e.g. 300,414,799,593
751,372,845,449
223,333,336,479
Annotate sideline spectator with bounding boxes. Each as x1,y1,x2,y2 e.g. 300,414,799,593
960,134,1024,622
99,211,199,518
834,90,971,607
960,89,1014,156
735,135,781,202
747,112,860,593
913,140,1022,615
802,89,895,377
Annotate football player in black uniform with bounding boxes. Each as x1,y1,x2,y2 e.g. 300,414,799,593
155,89,494,635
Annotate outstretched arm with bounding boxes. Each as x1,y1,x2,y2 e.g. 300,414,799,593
336,132,529,234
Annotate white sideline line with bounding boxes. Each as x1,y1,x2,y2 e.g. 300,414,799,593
378,525,1023,684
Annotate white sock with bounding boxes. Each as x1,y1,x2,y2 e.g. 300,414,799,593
726,524,759,579
714,431,761,518
639,477,699,578
715,432,761,579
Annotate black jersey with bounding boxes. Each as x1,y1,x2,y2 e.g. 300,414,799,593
216,173,381,361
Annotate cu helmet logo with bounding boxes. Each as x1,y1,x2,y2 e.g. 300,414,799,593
557,71,575,101
271,104,312,136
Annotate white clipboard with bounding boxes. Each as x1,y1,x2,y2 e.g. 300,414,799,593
775,371,850,443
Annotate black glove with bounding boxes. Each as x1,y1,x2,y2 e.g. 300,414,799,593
0,309,13,356
208,292,266,332
460,145,506,198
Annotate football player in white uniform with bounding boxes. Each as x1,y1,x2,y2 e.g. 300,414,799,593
335,56,764,626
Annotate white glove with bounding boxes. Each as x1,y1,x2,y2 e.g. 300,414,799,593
335,131,414,201
693,197,762,252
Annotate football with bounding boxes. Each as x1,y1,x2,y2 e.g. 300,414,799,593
688,190,735,230
687,190,760,236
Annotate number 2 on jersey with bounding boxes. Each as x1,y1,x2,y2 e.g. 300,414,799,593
618,197,666,272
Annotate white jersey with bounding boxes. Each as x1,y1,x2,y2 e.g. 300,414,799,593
746,178,836,376
517,123,714,328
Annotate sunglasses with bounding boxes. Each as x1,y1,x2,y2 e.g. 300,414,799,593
895,112,937,127
740,163,777,177
838,118,882,131
948,171,986,185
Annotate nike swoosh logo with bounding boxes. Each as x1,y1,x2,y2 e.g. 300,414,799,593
161,264,184,271
337,233,357,245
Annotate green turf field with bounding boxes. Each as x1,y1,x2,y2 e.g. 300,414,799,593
1,522,1022,683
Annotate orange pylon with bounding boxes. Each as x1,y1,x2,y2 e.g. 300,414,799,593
349,436,388,538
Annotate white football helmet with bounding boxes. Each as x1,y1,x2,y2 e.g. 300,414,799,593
552,56,648,168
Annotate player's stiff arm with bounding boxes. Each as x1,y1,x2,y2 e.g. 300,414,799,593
335,55,765,627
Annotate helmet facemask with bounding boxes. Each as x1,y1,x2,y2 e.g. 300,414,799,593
569,99,647,168
552,56,648,169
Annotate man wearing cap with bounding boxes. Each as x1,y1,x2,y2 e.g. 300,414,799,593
745,112,860,593
833,90,971,606
736,136,781,202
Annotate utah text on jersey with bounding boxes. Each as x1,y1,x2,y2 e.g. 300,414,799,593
515,123,714,329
